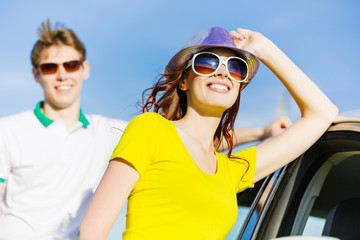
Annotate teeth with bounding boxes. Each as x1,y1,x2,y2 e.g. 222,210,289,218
57,85,71,90
210,84,228,91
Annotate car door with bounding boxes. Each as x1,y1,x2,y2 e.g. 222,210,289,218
236,120,360,240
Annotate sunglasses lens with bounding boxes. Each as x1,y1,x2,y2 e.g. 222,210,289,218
228,58,247,81
192,53,248,81
39,63,58,74
193,54,219,75
63,60,82,72
39,60,82,75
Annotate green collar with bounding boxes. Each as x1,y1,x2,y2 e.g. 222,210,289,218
33,101,89,128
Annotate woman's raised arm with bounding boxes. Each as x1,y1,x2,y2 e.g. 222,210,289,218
230,29,338,183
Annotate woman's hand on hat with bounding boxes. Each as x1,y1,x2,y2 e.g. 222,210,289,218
230,28,271,60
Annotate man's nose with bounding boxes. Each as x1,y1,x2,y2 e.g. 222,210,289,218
56,65,69,80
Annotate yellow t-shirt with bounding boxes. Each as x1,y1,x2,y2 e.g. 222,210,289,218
111,112,256,240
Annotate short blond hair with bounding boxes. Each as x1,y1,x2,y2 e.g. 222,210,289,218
30,19,86,67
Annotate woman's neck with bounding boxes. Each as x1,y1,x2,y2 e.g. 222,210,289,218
172,107,222,151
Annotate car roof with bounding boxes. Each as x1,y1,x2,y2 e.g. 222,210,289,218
328,110,360,134
333,109,360,124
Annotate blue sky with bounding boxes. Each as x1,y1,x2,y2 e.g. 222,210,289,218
1,0,359,127
1,0,359,238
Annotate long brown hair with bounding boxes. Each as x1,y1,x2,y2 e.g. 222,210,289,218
142,56,243,158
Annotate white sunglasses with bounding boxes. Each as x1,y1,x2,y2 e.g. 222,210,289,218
185,52,249,83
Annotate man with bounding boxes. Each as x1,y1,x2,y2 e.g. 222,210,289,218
0,20,127,239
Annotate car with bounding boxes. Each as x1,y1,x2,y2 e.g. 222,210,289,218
231,111,360,240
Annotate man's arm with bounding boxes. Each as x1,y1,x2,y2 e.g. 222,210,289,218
217,116,292,151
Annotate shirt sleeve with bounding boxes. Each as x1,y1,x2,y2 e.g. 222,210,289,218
228,146,256,193
110,113,158,176
104,118,128,151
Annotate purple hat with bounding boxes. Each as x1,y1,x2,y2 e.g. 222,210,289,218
165,27,260,90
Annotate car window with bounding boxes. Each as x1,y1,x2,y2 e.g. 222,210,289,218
302,216,325,236
299,152,360,237
226,206,253,240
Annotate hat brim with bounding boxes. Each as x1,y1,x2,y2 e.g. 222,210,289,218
165,45,260,90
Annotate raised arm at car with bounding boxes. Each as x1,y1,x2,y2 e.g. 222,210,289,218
230,28,338,182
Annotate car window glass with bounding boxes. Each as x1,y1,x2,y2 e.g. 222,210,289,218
299,152,360,236
302,216,325,236
226,206,253,239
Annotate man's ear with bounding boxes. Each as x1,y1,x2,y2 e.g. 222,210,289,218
32,67,41,83
82,60,90,80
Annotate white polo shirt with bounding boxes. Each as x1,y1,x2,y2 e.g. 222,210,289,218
0,102,127,240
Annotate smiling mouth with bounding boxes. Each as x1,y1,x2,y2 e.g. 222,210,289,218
208,83,230,91
56,85,72,91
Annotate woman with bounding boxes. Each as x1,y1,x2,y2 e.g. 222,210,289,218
78,27,338,240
